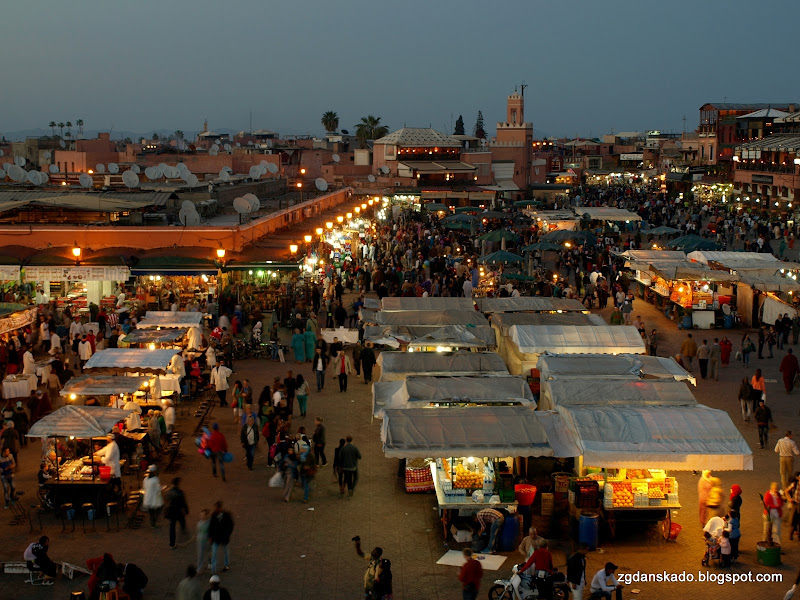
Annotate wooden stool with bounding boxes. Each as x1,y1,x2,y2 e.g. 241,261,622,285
97,582,119,600
60,503,75,533
105,501,120,532
81,503,96,533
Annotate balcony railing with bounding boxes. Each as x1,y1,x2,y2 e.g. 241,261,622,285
735,162,797,174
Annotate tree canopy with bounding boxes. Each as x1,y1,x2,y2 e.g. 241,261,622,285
454,115,465,136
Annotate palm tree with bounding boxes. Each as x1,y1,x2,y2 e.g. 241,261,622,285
174,130,184,141
321,111,339,133
76,119,84,138
65,121,72,137
57,122,65,137
49,121,57,137
355,115,389,148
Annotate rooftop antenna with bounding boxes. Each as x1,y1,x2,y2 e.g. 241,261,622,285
249,109,252,134
682,114,687,134
520,82,528,97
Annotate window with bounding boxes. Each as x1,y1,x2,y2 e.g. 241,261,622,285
709,146,714,158
701,146,705,159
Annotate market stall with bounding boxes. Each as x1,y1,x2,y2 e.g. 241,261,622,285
319,327,360,345
380,297,474,311
475,297,586,313
364,324,495,351
2,373,38,399
60,375,156,408
537,378,697,411
27,405,132,507
374,310,489,328
490,312,606,350
535,353,696,386
499,324,646,375
376,351,509,382
82,348,182,399
136,311,203,329
121,328,188,348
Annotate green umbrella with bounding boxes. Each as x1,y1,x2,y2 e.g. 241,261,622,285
423,203,449,212
444,221,472,230
454,206,480,214
478,230,519,243
502,272,536,281
646,225,681,236
541,229,598,246
480,211,508,219
522,241,562,252
666,234,720,252
442,213,479,224
514,200,543,207
478,250,524,264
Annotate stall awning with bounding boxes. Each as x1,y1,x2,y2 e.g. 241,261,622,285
541,379,697,411
380,297,474,311
380,406,555,459
408,325,489,349
83,348,181,373
375,310,489,327
647,261,738,282
558,405,753,471
508,325,646,355
576,208,642,221
60,375,152,397
476,297,586,313
376,351,509,382
122,328,188,345
536,353,696,386
492,312,605,332
738,274,800,293
130,257,217,275
27,405,131,438
137,311,203,329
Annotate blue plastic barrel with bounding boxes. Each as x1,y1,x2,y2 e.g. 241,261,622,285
578,513,599,549
498,515,519,552
682,315,693,330
724,315,734,329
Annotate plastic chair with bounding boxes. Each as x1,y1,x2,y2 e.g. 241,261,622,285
82,502,96,532
105,501,120,532
25,563,46,585
97,582,120,600
60,503,75,532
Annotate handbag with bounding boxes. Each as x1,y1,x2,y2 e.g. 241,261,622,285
268,471,284,488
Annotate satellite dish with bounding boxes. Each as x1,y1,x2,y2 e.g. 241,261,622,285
79,173,93,188
185,174,199,187
95,164,105,173
49,164,59,174
244,194,259,211
236,142,241,147
209,147,218,156
341,129,349,135
224,143,232,152
131,165,141,174
8,165,26,182
267,163,278,174
233,197,251,214
211,144,219,152
108,163,119,174
315,178,328,192
219,168,230,182
249,165,261,179
152,165,164,179
181,200,196,212
0,149,3,156
122,171,140,188
260,160,268,167
144,166,157,179
332,154,340,163
43,151,51,159
176,162,187,173
40,172,49,184
14,156,25,167
380,165,390,174
178,204,200,226
675,141,682,149
59,140,66,148
26,171,41,185
368,174,376,183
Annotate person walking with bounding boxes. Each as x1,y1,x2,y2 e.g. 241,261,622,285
758,326,766,360
720,336,733,367
165,477,190,549
680,333,697,371
142,465,163,528
280,446,299,503
196,509,210,574
340,435,362,497
361,341,377,384
751,368,767,404
763,482,783,545
333,438,346,495
738,377,753,422
352,341,363,377
300,450,317,503
0,447,17,508
290,328,305,364
755,399,774,450
295,374,310,417
566,544,588,600
698,470,713,526
696,339,710,379
312,417,327,466
239,415,258,470
208,501,234,574
780,348,800,394
210,361,232,407
709,338,721,381
648,329,658,356
175,565,203,600
333,349,352,392
458,548,483,600
207,423,228,481
203,575,232,600
312,347,327,392
775,431,800,491
741,333,754,367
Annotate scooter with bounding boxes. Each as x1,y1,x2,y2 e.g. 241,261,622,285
488,564,570,600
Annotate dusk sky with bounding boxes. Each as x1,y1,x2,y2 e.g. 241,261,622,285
3,0,798,140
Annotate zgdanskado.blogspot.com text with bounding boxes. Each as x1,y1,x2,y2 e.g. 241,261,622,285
619,571,783,586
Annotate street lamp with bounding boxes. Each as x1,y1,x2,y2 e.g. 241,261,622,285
304,235,312,243
289,244,299,254
355,207,361,214
361,203,367,209
337,216,344,223
216,248,226,259
315,228,323,236
71,246,81,258
326,222,333,229
346,212,352,219
300,168,306,175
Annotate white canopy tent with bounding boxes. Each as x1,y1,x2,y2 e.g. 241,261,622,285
375,310,489,327
380,406,556,459
576,207,642,222
372,375,534,418
476,297,586,313
60,375,152,397
538,378,697,411
501,324,645,375
137,311,203,329
376,351,509,381
558,404,753,471
27,405,131,438
380,297,474,311
365,325,496,349
83,348,181,373
535,354,696,386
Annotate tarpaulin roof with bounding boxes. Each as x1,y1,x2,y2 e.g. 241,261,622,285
646,260,738,282
491,312,605,333
576,207,642,221
60,375,152,397
83,348,181,373
408,325,490,349
476,297,586,313
380,406,555,458
137,311,203,329
558,405,753,470
687,250,800,275
121,328,188,345
27,405,131,438
381,297,474,311
359,308,379,323
375,310,489,327
536,353,695,385
738,274,800,293
372,375,534,417
508,325,646,355
539,378,697,411
376,351,508,381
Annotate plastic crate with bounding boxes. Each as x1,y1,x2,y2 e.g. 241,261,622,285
540,493,554,516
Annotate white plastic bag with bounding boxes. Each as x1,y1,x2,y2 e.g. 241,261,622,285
784,585,795,600
268,471,284,488
471,490,484,503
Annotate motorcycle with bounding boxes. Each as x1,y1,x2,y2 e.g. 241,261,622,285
488,564,570,600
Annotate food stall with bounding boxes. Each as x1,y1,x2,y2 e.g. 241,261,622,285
27,405,132,507
121,328,189,348
537,377,698,412
82,348,182,399
475,297,587,314
364,324,495,352
60,374,156,409
499,324,646,375
535,353,696,387
380,297,474,312
376,351,509,382
136,310,203,349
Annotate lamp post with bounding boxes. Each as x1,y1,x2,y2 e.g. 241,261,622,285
214,248,226,303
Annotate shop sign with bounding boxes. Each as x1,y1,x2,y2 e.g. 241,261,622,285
0,265,20,280
0,306,37,336
25,266,131,282
688,166,707,174
620,153,643,161
752,174,773,184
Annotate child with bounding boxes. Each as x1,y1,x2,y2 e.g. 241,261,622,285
701,532,717,566
726,512,740,561
718,530,732,567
